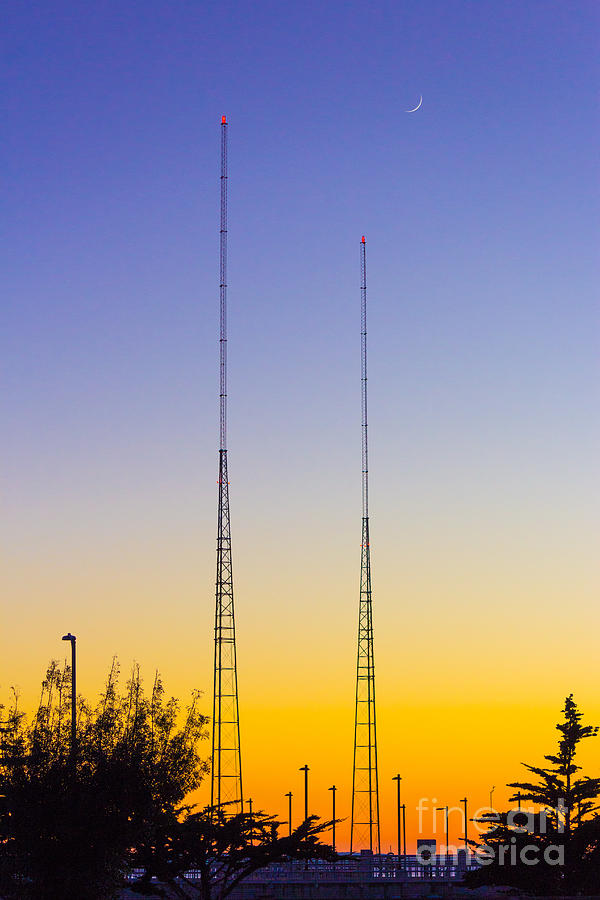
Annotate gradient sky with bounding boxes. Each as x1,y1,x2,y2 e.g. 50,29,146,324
3,0,599,851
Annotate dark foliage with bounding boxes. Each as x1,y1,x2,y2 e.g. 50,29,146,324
130,806,337,900
466,694,600,894
0,659,208,899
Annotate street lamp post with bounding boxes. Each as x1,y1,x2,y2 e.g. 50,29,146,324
460,797,468,856
247,797,253,845
489,786,495,812
436,806,449,867
392,774,402,865
299,765,310,872
61,633,76,762
328,785,337,853
285,791,293,837
299,765,309,821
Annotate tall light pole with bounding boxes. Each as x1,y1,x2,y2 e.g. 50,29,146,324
401,804,407,859
460,797,468,855
299,765,309,821
285,791,293,837
328,785,337,853
489,786,495,812
299,765,310,872
247,797,253,845
61,633,76,762
392,774,402,863
436,807,449,866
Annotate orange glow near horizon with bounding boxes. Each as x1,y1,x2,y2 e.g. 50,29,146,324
5,590,599,854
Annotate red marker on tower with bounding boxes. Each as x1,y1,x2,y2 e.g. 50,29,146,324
222,115,226,124
361,235,366,243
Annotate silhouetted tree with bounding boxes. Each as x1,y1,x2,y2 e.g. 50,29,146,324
508,694,599,836
0,659,208,899
130,805,336,900
467,694,600,894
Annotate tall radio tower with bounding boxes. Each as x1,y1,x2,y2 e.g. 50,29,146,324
211,115,243,814
350,236,381,853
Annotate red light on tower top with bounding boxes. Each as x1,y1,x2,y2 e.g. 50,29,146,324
361,235,366,243
222,115,227,124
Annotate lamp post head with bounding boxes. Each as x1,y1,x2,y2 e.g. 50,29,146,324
392,774,401,782
299,765,309,772
62,633,76,642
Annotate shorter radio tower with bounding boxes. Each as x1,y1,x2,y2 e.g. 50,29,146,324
211,115,243,815
350,236,381,854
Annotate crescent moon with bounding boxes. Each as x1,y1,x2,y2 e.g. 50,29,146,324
406,95,422,113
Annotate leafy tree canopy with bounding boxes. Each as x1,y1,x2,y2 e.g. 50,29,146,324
0,661,335,900
0,659,208,900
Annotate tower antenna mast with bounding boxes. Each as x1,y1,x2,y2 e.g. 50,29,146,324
211,115,243,814
350,236,381,853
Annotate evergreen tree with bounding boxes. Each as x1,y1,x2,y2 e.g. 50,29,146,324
131,806,336,900
508,693,599,836
467,695,600,894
